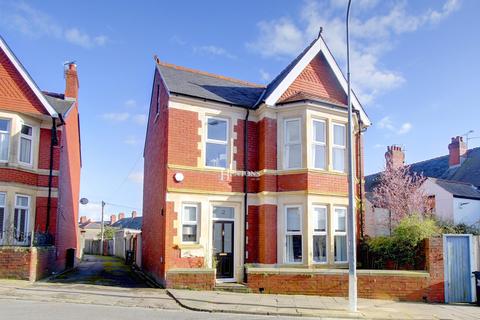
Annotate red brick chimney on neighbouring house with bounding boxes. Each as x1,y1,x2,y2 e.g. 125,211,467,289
385,145,405,170
110,215,117,224
118,212,125,220
131,211,137,218
80,216,88,224
65,62,79,100
448,136,467,167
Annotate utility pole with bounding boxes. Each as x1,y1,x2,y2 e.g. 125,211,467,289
346,0,358,312
100,200,105,255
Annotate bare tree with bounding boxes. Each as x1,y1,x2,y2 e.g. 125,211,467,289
372,165,427,230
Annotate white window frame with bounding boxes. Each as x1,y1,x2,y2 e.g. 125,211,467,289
312,205,328,264
333,206,348,263
0,192,6,241
284,205,303,264
0,118,10,163
332,123,346,173
181,203,200,244
311,119,326,170
14,194,30,244
205,116,229,169
284,118,302,169
18,123,34,166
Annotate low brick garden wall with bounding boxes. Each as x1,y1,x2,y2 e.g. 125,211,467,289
246,238,444,302
165,268,216,290
0,246,56,281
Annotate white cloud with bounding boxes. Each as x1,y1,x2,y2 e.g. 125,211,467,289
247,0,460,104
378,116,412,135
259,69,272,82
128,171,144,184
124,136,141,146
132,114,147,125
102,112,130,122
124,99,137,108
193,45,237,59
0,2,108,48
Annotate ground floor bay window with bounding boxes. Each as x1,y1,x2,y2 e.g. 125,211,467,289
312,205,327,263
285,206,302,263
14,195,29,244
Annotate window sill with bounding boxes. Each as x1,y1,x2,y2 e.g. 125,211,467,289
177,243,203,250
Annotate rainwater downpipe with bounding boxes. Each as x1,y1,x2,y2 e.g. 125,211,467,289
243,109,250,283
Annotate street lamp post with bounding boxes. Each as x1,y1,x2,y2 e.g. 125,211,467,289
346,0,358,312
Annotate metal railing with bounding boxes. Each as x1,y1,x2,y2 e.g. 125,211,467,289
0,229,54,247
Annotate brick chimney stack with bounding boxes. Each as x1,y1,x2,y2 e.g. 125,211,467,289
448,136,467,167
110,214,117,224
64,62,79,100
385,145,405,170
79,216,88,224
118,212,125,220
131,211,137,218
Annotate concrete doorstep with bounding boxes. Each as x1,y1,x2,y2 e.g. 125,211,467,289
166,289,480,320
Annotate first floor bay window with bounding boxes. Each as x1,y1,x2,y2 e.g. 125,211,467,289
182,203,199,243
19,124,33,165
312,120,326,169
284,118,301,169
334,207,347,262
312,206,327,263
285,206,302,263
205,117,228,168
0,119,10,161
333,123,346,172
14,195,29,243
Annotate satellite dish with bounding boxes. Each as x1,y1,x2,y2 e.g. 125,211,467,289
80,198,89,205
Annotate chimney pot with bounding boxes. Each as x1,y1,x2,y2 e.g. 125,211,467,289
80,216,88,224
110,214,117,224
118,212,125,220
131,211,137,218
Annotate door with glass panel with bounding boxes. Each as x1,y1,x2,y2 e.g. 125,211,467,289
212,206,234,279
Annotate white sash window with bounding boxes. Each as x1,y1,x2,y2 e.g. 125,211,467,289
334,207,347,262
285,206,302,263
284,118,301,169
0,119,10,162
14,195,29,243
313,206,327,263
19,124,33,165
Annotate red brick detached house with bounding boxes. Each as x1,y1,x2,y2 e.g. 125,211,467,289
0,36,81,280
142,35,371,289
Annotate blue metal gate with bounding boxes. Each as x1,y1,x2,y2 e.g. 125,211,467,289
444,235,473,303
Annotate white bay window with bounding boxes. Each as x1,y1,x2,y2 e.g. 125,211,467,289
19,124,33,165
333,123,346,172
284,119,301,169
312,120,326,169
0,119,10,161
334,207,347,262
285,206,302,263
312,206,327,263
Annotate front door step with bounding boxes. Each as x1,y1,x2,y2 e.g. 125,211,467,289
214,282,251,293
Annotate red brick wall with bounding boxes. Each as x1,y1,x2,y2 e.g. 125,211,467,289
35,196,58,235
142,70,170,284
0,246,55,281
246,206,259,263
168,108,201,167
55,99,81,270
258,204,277,264
258,117,277,171
0,168,58,188
247,238,445,302
165,270,215,290
234,119,258,172
279,52,347,106
38,128,61,170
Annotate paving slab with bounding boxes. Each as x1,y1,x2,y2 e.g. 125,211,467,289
167,288,480,319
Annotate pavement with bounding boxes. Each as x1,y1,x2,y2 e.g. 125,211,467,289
167,289,480,319
0,255,478,319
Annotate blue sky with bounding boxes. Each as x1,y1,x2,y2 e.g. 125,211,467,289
0,0,477,220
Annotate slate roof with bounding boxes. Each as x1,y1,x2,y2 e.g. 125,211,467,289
157,62,265,108
365,147,480,198
43,91,75,115
433,178,480,200
79,221,111,230
111,217,142,230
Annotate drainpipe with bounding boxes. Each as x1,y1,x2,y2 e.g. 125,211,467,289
46,116,61,237
243,109,250,283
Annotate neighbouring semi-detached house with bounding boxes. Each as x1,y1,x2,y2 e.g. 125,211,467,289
365,138,480,237
0,36,81,280
142,35,371,288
